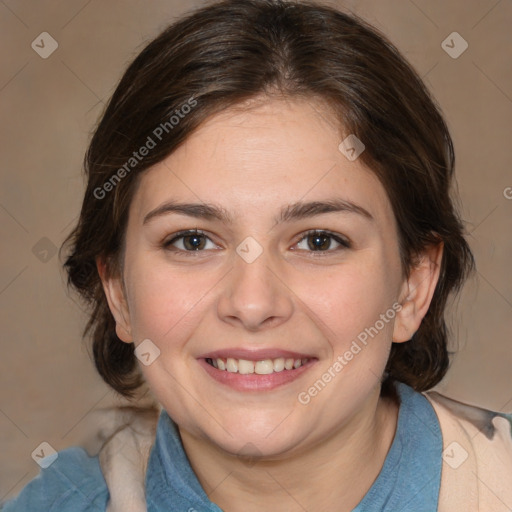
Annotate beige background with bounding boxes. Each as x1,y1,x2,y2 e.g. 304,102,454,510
1,0,511,502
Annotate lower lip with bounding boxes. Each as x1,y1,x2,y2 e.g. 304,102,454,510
198,358,317,391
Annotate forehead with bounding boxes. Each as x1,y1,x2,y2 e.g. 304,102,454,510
129,97,394,227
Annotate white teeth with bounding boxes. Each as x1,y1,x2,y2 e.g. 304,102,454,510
238,359,255,374
209,356,310,374
226,358,238,373
254,360,274,374
273,357,285,372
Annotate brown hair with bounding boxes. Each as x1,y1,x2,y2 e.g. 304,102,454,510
61,0,474,399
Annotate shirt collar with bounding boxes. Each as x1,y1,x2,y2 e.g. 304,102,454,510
145,410,223,511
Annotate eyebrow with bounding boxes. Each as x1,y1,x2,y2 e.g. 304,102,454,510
142,198,373,227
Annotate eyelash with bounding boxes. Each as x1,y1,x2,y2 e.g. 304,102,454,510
162,228,351,256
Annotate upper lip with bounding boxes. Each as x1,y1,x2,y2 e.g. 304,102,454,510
198,348,316,361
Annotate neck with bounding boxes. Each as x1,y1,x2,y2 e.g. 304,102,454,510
179,387,400,512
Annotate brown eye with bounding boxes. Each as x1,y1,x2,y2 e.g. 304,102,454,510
295,230,350,252
181,233,206,250
164,229,215,252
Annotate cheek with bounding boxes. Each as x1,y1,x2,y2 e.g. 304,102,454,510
124,255,210,342
301,257,397,345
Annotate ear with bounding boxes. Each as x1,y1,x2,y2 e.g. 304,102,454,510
392,241,444,343
96,256,133,343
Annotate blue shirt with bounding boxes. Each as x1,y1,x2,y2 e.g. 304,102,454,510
1,382,442,511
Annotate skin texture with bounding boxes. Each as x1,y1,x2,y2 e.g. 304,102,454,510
99,96,443,511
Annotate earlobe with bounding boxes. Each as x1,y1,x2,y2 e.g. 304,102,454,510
392,300,415,343
96,256,133,343
392,242,444,344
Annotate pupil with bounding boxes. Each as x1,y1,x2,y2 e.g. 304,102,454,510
310,234,329,250
185,234,204,250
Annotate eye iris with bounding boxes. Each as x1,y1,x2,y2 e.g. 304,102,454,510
184,234,205,250
308,233,330,251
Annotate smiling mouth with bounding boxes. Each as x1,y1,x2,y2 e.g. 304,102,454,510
205,357,311,374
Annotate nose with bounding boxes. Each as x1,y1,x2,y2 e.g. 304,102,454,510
217,247,294,332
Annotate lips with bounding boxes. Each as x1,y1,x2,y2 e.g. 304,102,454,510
196,347,318,391
198,357,317,391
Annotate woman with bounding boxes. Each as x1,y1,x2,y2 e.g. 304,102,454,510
2,0,511,511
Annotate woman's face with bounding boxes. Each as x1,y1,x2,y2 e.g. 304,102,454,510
105,97,414,457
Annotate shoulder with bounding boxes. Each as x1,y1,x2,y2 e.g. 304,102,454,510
1,446,109,512
423,390,512,511
424,389,512,448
